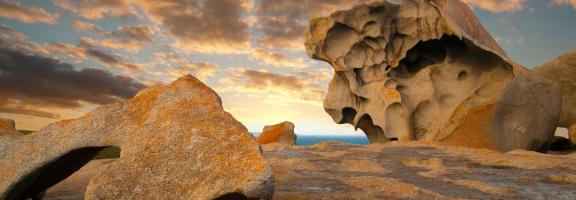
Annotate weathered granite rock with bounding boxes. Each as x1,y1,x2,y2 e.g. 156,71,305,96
0,118,15,134
258,121,297,145
306,0,563,152
534,51,576,144
0,75,274,200
44,142,576,199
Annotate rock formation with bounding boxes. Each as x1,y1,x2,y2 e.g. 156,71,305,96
258,121,297,145
534,51,576,144
306,0,564,152
0,118,15,133
0,75,274,200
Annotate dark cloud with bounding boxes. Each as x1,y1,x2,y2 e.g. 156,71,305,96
137,0,251,52
0,47,146,118
255,0,371,49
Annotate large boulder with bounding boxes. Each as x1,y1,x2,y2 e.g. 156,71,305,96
258,121,297,145
305,0,562,152
0,75,274,199
534,51,576,144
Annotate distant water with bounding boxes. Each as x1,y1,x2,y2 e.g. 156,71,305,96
296,135,370,145
252,133,369,146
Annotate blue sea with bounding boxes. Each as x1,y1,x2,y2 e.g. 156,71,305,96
296,135,370,145
253,133,370,145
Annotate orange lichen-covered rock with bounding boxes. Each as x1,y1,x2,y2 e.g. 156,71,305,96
258,121,297,145
0,118,16,134
0,75,274,200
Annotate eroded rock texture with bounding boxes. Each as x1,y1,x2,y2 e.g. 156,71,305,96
0,75,274,200
306,0,563,151
534,51,576,144
258,121,298,145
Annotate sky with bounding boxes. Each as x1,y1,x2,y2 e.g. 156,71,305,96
0,0,575,136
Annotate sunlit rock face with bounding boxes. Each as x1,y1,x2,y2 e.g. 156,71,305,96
0,75,274,200
0,118,15,135
306,0,563,152
258,121,297,145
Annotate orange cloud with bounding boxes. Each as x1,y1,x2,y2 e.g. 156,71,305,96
79,25,153,53
219,68,327,105
54,0,134,20
461,0,525,12
73,20,102,33
250,48,307,69
0,1,59,24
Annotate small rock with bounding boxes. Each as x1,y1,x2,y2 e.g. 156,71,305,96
258,121,297,145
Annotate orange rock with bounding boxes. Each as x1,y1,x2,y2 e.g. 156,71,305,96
0,118,15,135
0,75,274,199
258,121,297,145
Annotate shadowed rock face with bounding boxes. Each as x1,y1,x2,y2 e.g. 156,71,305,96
534,51,576,144
0,75,274,200
306,0,563,152
258,121,297,145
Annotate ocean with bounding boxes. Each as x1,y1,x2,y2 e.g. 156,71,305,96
253,133,370,145
296,135,370,145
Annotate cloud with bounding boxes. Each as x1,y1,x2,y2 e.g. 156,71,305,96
54,0,134,20
219,68,326,104
49,41,144,72
0,25,27,41
0,47,146,118
551,0,576,9
165,63,219,81
461,0,525,12
0,1,59,24
79,25,153,53
0,29,51,56
494,35,525,45
135,0,252,53
250,48,307,68
73,20,103,33
254,0,373,50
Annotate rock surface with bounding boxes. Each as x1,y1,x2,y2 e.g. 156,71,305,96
0,75,274,200
306,0,563,152
534,51,576,144
0,118,15,134
258,121,297,145
45,142,576,199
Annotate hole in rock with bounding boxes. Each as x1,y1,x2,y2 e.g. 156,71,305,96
214,192,256,200
457,71,468,80
340,107,358,124
7,146,121,200
356,114,387,143
549,127,574,154
400,38,447,74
